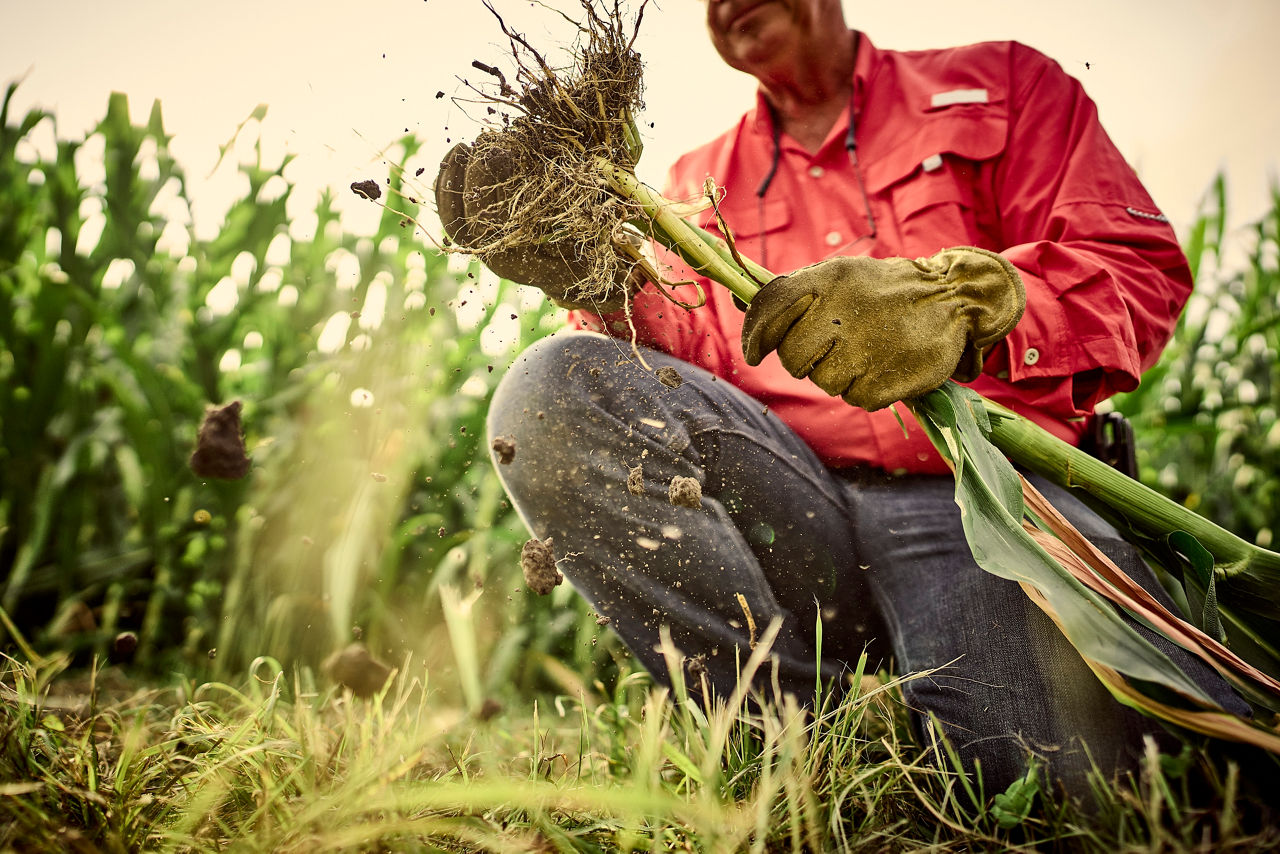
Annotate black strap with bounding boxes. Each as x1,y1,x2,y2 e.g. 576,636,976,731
1082,411,1138,479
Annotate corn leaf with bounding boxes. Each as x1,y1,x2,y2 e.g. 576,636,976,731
912,383,1219,708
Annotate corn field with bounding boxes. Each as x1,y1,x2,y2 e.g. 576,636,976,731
0,82,620,697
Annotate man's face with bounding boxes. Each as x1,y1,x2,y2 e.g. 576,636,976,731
704,0,836,77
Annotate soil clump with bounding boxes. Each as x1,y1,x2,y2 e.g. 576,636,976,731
190,401,251,480
668,476,701,508
520,537,563,594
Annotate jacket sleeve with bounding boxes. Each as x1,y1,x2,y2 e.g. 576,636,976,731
987,43,1193,415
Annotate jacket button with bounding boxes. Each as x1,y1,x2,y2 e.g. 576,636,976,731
808,165,825,178
1023,348,1040,366
825,231,842,246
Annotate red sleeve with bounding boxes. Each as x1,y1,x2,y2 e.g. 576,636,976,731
988,44,1193,414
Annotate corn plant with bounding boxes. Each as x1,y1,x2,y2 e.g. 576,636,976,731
1111,176,1280,551
1,83,233,665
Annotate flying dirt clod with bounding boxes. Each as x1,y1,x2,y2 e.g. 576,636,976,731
668,475,702,509
627,463,644,495
655,366,683,389
520,537,563,595
491,435,517,464
323,643,394,698
190,400,251,480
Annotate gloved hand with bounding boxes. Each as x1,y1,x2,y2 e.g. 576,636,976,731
434,141,636,312
741,247,1025,411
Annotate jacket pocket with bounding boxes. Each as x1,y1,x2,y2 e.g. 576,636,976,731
866,108,1008,255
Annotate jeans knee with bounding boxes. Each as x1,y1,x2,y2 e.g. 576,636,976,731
487,331,638,511
488,332,612,438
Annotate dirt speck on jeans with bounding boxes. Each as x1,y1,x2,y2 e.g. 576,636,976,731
491,435,517,464
655,366,683,389
520,537,562,595
190,400,251,479
668,476,702,509
627,464,644,495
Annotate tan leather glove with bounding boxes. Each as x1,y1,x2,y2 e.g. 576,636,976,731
741,247,1025,411
435,141,636,312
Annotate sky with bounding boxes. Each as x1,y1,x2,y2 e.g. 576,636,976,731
3,0,1277,250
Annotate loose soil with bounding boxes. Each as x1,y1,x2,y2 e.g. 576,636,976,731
491,435,517,464
520,537,562,595
189,400,251,480
322,642,394,698
350,179,381,201
627,464,644,495
668,476,701,509
655,366,683,389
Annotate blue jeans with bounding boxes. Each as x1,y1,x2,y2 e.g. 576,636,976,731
488,332,1242,797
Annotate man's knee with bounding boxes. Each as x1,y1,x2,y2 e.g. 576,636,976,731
489,331,612,433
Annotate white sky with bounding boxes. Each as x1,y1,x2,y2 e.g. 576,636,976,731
3,0,1277,248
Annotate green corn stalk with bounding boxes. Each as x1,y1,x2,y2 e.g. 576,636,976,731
596,154,1280,751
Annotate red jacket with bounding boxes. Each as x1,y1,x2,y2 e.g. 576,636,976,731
573,33,1192,475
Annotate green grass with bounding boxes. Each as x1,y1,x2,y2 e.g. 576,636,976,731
3,639,1279,852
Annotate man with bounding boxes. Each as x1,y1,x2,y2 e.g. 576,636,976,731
441,0,1243,801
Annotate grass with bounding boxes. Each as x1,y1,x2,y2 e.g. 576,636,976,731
3,639,1279,853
